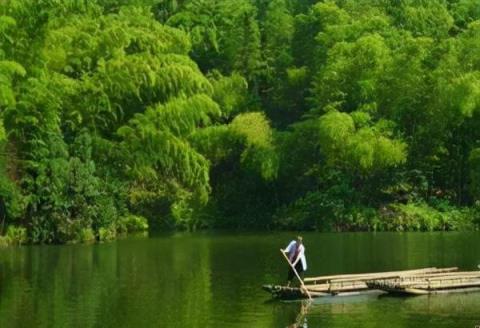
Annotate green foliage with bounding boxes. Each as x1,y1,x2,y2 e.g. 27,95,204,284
76,228,95,243
1,0,480,239
469,148,480,200
317,111,407,172
167,0,263,86
18,130,120,244
6,225,27,245
0,60,25,108
274,191,346,231
230,112,279,180
274,198,475,232
117,95,219,204
190,125,239,164
380,202,474,232
230,112,274,148
312,34,392,112
317,111,355,159
0,119,25,221
452,0,480,28
263,0,294,76
118,214,149,233
209,71,248,118
394,1,454,38
0,235,8,247
99,225,117,242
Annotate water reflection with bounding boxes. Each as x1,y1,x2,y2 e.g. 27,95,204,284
0,236,214,328
287,301,310,328
0,232,479,328
281,291,480,328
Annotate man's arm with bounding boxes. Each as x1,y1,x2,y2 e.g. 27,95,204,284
292,246,304,266
282,240,295,254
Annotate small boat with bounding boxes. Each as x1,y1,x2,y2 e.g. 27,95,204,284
263,267,472,300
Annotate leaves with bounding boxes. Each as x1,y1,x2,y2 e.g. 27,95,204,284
316,111,406,172
229,112,278,180
0,60,25,108
1,0,480,236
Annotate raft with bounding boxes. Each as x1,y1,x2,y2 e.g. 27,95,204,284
366,271,480,295
262,284,385,300
263,267,480,299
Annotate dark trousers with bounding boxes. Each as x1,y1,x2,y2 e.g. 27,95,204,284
287,262,304,283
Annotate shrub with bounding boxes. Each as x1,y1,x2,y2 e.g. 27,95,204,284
380,202,474,231
99,225,116,242
0,235,9,247
76,228,95,243
6,226,27,245
117,215,149,234
346,206,381,231
272,191,326,230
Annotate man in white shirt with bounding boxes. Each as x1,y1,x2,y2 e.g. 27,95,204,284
282,236,307,286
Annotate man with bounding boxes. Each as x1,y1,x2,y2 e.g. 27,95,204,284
282,236,307,286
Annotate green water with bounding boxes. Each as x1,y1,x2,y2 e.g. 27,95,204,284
1,232,480,328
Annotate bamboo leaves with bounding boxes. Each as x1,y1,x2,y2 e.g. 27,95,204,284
317,111,406,172
0,60,25,108
229,112,278,180
117,94,221,202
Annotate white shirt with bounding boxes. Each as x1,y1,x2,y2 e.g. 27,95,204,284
285,240,307,271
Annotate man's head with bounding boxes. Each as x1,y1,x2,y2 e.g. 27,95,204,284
296,236,303,244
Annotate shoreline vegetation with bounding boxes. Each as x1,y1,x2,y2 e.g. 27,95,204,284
1,0,480,245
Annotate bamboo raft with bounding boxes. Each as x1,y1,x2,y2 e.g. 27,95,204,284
366,270,480,295
263,267,480,299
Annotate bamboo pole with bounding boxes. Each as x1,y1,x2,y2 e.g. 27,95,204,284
303,268,435,282
304,267,459,283
425,272,480,280
399,271,480,280
410,281,480,290
305,268,444,282
280,249,312,300
308,283,370,293
369,278,480,290
370,274,480,287
306,280,368,290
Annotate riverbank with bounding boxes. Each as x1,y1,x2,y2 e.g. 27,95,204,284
0,214,148,247
272,202,480,232
2,201,479,247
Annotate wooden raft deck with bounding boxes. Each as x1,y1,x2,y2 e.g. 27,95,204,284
366,271,480,295
263,267,480,299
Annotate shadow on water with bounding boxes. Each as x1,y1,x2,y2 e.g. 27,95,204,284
276,291,480,328
268,292,386,328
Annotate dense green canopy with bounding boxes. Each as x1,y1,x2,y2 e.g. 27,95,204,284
1,0,480,243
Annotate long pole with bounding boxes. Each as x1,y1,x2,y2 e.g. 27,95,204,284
280,249,312,300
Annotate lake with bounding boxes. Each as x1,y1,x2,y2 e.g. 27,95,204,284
1,232,480,328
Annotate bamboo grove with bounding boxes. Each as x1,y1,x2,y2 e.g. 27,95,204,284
1,0,480,244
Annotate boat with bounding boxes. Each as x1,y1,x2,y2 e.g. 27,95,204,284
263,267,477,300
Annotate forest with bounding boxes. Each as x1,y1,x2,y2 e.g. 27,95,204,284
1,0,480,244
